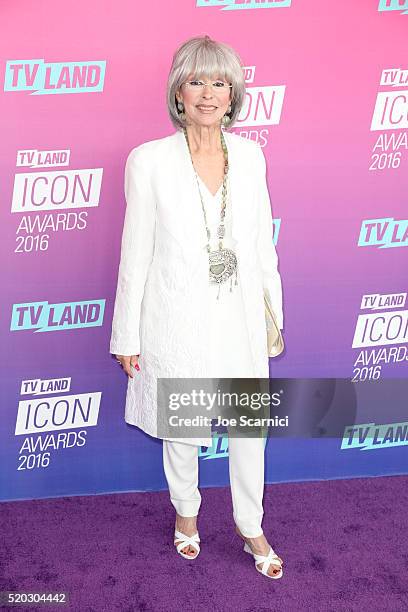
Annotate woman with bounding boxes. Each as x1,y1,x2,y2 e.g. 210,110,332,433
110,35,284,579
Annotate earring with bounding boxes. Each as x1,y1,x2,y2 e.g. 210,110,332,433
222,105,232,127
177,100,186,121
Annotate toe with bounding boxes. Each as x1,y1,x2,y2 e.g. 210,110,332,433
256,561,282,577
179,543,195,556
270,564,282,577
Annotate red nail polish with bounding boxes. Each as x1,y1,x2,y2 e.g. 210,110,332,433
135,364,140,371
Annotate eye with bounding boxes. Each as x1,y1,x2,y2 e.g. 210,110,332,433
213,81,227,88
190,80,204,86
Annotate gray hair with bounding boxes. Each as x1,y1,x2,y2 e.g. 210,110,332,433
167,34,246,131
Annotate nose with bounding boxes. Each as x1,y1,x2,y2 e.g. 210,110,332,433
201,82,214,97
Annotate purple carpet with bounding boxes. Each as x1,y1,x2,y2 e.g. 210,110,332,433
1,475,407,611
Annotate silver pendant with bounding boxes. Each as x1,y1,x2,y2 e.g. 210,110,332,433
209,248,237,284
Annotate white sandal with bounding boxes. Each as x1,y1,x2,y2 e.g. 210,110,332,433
243,541,284,579
174,529,201,560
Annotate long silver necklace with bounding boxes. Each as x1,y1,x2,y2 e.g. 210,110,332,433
183,127,238,300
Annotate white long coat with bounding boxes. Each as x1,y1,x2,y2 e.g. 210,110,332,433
109,129,284,447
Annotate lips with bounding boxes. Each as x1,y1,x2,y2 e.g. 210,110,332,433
197,105,217,111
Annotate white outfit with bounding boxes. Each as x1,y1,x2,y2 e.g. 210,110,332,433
162,174,266,538
109,130,284,448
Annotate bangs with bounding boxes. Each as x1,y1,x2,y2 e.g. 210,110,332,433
182,46,232,83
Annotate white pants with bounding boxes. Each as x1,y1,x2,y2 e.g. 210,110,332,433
162,221,267,537
162,434,265,538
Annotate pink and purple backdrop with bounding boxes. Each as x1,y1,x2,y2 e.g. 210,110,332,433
1,0,407,502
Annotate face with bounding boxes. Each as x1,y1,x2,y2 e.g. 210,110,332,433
176,73,232,128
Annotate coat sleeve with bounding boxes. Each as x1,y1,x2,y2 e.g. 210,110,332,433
254,143,284,331
109,145,156,356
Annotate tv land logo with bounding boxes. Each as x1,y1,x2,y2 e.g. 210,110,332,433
341,421,408,451
10,299,106,332
199,431,267,459
358,218,408,248
199,432,229,458
15,377,101,470
4,59,106,94
13,149,103,253
197,0,291,9
378,0,408,13
351,292,408,381
370,68,408,171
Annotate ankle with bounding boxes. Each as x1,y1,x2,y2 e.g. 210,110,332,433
176,514,197,530
176,512,196,520
238,530,268,554
236,526,264,541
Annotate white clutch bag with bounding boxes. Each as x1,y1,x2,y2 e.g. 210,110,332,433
264,290,284,357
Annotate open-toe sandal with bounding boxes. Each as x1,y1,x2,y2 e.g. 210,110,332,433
243,541,283,579
174,529,201,560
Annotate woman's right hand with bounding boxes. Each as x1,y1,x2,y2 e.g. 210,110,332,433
115,354,140,378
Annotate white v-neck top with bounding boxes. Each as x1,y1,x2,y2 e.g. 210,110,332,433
196,173,235,253
196,174,255,378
